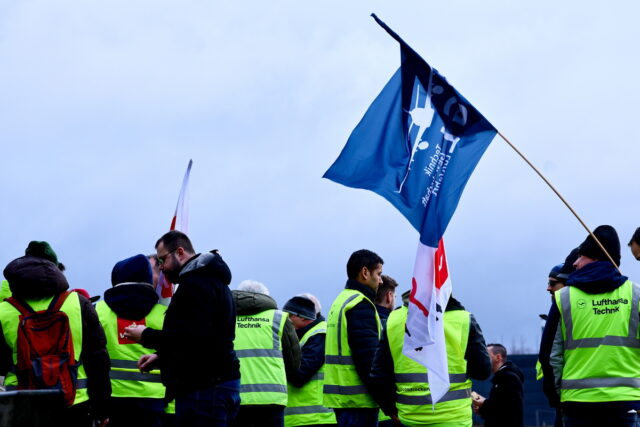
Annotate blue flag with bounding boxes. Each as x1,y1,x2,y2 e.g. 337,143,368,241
324,14,496,247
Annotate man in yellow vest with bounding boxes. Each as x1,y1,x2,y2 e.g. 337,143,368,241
0,241,111,426
324,249,384,427
97,254,168,427
369,290,491,426
540,225,640,426
232,280,301,427
283,294,336,426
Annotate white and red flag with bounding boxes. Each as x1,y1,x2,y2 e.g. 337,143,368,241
158,159,193,300
403,238,453,404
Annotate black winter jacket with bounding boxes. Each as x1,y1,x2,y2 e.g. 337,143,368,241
288,315,325,388
232,290,300,379
370,297,491,416
478,361,525,427
1,255,111,419
343,279,380,395
141,251,239,397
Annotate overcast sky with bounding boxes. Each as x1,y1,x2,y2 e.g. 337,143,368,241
1,1,639,352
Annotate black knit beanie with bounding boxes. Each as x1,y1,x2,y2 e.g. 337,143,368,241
577,225,621,266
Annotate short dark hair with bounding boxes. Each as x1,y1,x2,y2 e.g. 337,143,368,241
487,343,507,359
346,249,383,280
155,230,195,254
629,227,640,247
376,274,398,304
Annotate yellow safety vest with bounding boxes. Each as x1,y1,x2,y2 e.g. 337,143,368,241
285,320,336,426
555,280,640,402
323,289,381,409
235,308,288,406
0,292,88,405
95,300,166,399
387,306,472,427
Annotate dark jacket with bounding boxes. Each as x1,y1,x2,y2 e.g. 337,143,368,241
376,305,392,328
539,261,638,415
1,255,111,419
478,361,525,427
370,297,491,416
233,290,300,378
103,282,159,320
344,279,382,395
140,251,239,397
288,315,325,388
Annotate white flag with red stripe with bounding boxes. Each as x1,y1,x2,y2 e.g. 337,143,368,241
403,238,453,404
158,159,193,300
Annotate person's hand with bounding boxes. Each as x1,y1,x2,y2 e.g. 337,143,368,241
138,354,159,372
123,325,147,343
391,414,402,426
472,396,486,413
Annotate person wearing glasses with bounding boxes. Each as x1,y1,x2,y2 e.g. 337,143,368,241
125,230,240,426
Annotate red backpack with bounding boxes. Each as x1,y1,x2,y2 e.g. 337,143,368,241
6,291,78,406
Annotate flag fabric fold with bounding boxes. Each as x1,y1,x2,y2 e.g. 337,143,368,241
158,159,193,300
323,15,496,404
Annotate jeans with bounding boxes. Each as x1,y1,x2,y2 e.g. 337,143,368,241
175,380,241,427
563,410,637,427
109,397,164,427
232,404,284,427
334,408,379,427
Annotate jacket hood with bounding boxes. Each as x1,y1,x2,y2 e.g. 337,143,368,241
104,283,159,320
232,290,277,315
497,361,525,384
3,255,69,299
566,261,628,294
180,251,232,286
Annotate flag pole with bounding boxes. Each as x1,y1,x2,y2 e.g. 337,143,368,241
497,131,621,272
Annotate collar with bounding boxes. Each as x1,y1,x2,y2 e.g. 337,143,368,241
345,279,376,302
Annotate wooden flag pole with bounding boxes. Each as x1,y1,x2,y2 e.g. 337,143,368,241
497,131,621,272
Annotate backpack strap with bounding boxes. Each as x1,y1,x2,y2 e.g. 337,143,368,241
5,297,35,316
48,291,71,312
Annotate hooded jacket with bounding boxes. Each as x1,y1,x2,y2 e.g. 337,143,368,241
140,251,240,397
103,283,159,320
1,255,111,419
539,261,638,414
232,290,301,378
478,361,525,427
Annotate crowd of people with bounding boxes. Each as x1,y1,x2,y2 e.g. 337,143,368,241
0,225,638,427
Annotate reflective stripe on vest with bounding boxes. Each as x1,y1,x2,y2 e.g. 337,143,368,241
555,280,640,403
235,309,288,406
95,301,166,400
285,320,336,426
0,292,88,405
323,289,381,409
387,306,472,425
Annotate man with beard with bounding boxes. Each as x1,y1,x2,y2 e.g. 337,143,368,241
125,231,240,426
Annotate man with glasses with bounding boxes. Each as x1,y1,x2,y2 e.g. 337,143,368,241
125,230,240,426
